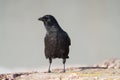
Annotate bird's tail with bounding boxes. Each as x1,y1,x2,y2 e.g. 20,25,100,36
66,56,69,58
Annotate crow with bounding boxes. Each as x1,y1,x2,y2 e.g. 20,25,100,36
38,15,71,73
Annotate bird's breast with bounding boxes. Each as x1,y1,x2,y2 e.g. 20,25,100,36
46,32,57,41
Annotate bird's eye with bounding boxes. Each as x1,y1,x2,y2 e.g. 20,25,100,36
44,17,48,20
47,18,51,22
44,17,50,22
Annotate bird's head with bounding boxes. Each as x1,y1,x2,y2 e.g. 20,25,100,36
38,15,58,26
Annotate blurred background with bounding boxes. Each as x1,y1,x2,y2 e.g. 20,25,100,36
0,0,120,70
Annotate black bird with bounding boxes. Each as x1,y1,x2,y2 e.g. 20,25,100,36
38,15,71,73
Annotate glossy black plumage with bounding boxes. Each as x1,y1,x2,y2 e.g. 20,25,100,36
38,15,71,72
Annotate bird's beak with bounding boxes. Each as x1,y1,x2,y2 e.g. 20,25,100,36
38,17,43,21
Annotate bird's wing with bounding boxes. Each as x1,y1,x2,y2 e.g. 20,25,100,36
64,32,71,46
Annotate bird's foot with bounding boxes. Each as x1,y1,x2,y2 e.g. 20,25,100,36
63,70,66,73
60,70,66,73
48,70,51,73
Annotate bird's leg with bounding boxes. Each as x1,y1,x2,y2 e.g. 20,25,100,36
48,58,52,73
63,58,66,73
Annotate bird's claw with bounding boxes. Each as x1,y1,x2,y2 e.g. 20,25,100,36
48,70,51,73
60,70,66,73
63,70,66,73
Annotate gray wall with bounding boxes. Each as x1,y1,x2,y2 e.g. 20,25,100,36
0,0,120,68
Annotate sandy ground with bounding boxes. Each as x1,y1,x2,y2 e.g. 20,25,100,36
1,58,120,80
0,67,120,80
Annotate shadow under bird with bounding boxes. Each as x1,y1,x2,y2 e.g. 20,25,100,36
38,15,71,73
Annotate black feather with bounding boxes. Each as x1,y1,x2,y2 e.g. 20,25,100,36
38,15,71,72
